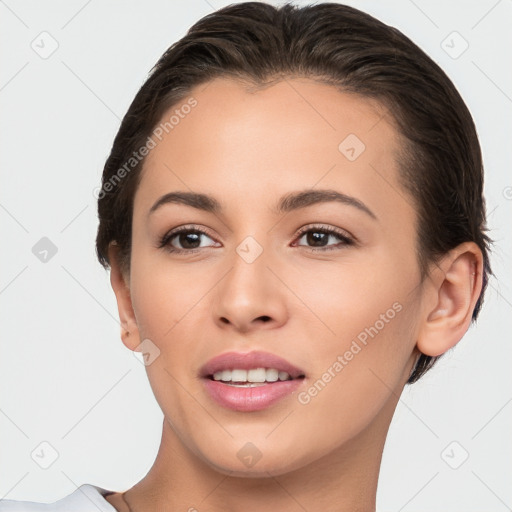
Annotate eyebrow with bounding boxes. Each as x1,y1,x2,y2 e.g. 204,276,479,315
148,189,376,220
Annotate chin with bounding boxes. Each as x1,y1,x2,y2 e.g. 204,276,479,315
189,431,319,478
205,452,305,478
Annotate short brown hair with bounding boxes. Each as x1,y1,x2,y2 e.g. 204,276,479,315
95,2,492,383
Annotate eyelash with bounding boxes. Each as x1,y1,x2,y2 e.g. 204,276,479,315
157,224,355,255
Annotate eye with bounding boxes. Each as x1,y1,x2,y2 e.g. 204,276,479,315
294,225,354,251
158,225,219,254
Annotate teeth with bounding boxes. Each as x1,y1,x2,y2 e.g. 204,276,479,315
278,371,289,381
266,368,279,382
231,369,247,382
248,368,266,382
212,368,292,383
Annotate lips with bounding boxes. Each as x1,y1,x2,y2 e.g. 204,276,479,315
200,351,306,412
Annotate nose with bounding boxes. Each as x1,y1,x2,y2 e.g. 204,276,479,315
212,245,288,334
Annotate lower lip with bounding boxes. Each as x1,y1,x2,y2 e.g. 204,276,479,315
203,378,304,412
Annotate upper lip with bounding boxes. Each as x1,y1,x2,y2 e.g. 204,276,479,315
200,350,306,379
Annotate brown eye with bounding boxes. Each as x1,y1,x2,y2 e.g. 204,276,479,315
295,226,354,251
173,231,203,249
301,231,330,247
158,227,219,253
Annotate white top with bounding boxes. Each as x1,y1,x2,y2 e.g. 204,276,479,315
0,484,117,511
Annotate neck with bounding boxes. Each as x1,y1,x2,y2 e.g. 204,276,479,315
122,391,399,512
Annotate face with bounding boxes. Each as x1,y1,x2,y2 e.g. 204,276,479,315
123,77,426,476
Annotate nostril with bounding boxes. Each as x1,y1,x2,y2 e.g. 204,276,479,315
258,315,272,322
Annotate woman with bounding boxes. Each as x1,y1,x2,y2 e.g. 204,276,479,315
1,1,491,511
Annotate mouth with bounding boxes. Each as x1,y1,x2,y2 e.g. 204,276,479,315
200,351,306,411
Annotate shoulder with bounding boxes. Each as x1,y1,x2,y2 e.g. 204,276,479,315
0,484,117,512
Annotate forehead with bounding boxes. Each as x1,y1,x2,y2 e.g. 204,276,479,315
137,76,414,229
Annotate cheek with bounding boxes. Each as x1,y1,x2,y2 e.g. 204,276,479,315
289,247,419,348
129,250,214,384
130,252,211,340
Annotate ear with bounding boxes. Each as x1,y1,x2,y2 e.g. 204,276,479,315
416,242,484,357
108,242,141,351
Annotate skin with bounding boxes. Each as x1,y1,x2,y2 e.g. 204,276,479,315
105,77,483,512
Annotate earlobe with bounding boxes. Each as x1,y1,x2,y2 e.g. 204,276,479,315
108,242,141,351
416,242,483,357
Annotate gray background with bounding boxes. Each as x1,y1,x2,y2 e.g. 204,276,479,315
1,0,510,510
